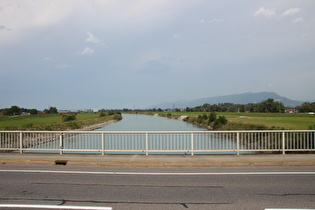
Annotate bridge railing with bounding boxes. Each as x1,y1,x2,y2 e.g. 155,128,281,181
0,130,314,155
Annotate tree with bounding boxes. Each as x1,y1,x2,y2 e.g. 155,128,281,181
256,99,285,113
29,109,38,115
2,108,12,115
227,106,235,112
238,105,245,112
298,102,315,113
208,112,217,124
2,106,21,115
10,106,22,115
49,107,58,114
45,107,58,114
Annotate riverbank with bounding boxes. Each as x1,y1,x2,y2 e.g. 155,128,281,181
78,120,116,131
139,112,315,130
0,113,122,131
60,114,122,131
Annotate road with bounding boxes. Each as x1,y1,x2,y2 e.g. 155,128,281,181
0,165,314,210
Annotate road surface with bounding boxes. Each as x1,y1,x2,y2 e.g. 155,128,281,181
0,165,314,210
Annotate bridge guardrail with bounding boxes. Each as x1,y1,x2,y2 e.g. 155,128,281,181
0,130,314,155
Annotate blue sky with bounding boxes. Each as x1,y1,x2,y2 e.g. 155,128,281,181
1,0,314,110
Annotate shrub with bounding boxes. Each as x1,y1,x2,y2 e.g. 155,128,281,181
213,116,228,129
24,123,33,128
100,112,107,117
63,115,76,122
208,112,217,124
113,114,122,121
67,122,80,129
309,124,315,130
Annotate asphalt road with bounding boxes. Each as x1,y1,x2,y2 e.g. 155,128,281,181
0,165,314,210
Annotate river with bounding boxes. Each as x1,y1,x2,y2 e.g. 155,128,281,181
96,114,206,131
27,114,251,154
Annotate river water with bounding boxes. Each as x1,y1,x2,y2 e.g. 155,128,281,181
97,114,206,131
28,114,251,154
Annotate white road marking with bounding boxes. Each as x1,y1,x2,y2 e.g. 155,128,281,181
0,169,314,175
0,204,112,209
266,209,315,210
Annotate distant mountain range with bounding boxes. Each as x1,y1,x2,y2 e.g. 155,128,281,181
151,92,303,109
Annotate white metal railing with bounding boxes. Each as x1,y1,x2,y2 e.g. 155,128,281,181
0,130,314,155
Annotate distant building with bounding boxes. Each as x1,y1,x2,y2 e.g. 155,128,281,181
285,109,296,114
92,108,101,112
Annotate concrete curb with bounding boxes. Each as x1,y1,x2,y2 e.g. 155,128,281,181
1,154,315,167
1,159,315,167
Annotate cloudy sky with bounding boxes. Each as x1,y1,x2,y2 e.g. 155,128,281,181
1,0,314,110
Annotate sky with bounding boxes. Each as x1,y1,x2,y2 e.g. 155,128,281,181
1,0,314,110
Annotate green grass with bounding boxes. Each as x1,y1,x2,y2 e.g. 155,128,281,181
219,112,315,130
0,113,101,130
2,112,315,130
147,111,315,130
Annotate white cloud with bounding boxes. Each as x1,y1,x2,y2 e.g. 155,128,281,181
281,8,301,16
294,17,304,23
56,62,72,69
254,7,276,18
209,18,224,23
86,32,100,44
44,57,52,61
79,47,95,55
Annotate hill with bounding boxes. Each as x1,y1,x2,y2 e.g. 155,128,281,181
151,92,303,109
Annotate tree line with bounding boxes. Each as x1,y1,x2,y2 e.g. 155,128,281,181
2,99,315,116
0,106,58,116
298,102,315,113
184,98,286,113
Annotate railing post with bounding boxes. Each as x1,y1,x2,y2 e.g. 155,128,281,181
282,132,286,155
145,132,149,156
236,132,240,155
101,133,105,155
191,132,194,156
19,132,23,153
59,133,63,155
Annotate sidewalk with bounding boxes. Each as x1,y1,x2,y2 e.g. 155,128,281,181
0,153,315,167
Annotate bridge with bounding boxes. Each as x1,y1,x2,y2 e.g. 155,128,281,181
1,130,314,155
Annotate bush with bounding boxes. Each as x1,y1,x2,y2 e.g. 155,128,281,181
208,112,216,124
67,122,80,129
100,112,107,117
213,116,228,129
24,123,33,128
113,114,122,121
63,115,76,122
309,124,315,130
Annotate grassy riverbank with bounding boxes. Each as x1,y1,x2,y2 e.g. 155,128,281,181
140,112,315,130
0,113,122,131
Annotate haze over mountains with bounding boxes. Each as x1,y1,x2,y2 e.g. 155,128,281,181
151,92,303,109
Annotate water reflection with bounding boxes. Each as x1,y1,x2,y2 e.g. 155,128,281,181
97,114,206,131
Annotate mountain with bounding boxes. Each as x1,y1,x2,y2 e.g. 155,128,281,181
151,92,303,109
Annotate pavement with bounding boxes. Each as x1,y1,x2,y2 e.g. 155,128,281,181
0,153,315,167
